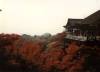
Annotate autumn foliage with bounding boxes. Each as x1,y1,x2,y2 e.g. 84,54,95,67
0,33,100,72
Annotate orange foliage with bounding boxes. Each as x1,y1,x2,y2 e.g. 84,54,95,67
0,33,99,72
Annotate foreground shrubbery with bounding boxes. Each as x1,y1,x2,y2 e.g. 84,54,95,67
0,33,100,72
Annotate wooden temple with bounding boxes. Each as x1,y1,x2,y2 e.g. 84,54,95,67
64,10,100,41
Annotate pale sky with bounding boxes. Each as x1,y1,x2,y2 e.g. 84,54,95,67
0,0,100,35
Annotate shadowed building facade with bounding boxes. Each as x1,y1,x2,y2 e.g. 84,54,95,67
64,10,100,41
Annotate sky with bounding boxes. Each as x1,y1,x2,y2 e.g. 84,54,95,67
0,0,100,35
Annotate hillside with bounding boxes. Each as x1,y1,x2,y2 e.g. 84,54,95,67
0,32,100,72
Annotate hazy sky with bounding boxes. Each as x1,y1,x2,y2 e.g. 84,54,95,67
0,0,100,35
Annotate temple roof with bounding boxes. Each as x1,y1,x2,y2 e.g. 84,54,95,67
64,10,100,28
82,10,100,24
64,18,83,28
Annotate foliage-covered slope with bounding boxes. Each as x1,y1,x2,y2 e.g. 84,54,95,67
0,33,99,72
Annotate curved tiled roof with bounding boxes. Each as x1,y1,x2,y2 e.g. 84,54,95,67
82,10,100,24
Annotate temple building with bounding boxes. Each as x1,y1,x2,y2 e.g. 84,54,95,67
64,10,100,41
